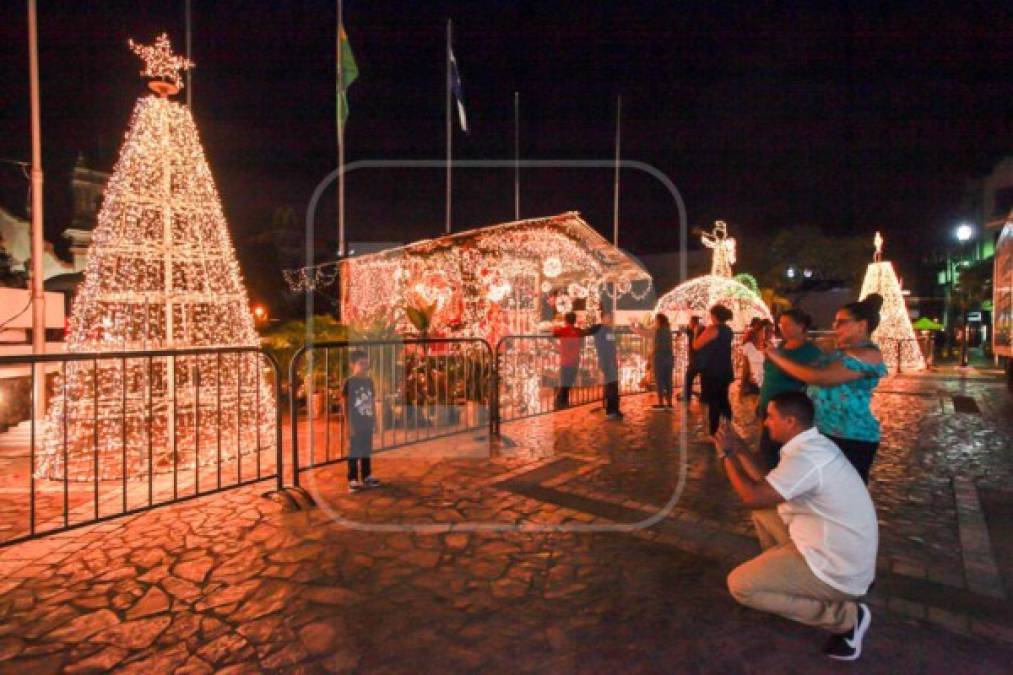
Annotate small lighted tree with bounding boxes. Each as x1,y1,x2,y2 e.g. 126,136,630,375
859,232,926,372
37,35,275,481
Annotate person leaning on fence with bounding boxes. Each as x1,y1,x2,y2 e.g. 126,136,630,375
716,391,878,661
341,350,381,493
553,312,583,410
584,309,622,419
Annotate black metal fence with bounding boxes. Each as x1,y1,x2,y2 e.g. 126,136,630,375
0,329,937,548
287,338,495,487
493,329,691,430
0,346,281,548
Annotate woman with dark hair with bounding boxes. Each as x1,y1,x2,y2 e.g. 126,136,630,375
764,294,888,482
651,313,675,409
756,308,823,469
634,313,675,409
694,304,734,435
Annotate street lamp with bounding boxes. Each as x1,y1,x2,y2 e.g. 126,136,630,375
252,304,268,326
954,223,975,367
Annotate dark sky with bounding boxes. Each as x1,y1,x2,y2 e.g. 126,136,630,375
3,1,1013,304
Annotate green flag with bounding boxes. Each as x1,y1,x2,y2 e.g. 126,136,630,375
338,25,359,131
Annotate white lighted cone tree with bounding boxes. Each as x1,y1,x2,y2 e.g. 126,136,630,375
859,232,926,372
37,35,275,481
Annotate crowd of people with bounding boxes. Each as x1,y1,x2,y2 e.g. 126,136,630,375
545,292,888,661
344,294,890,660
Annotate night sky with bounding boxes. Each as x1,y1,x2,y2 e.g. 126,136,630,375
3,1,1013,308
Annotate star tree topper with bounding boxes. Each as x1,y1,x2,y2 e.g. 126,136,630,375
128,33,194,96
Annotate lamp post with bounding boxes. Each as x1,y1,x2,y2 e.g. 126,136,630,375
955,223,973,367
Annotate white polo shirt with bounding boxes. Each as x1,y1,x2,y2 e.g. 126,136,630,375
765,427,879,596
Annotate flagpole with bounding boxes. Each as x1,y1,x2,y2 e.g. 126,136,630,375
338,0,346,259
447,19,455,234
28,0,46,418
514,89,522,219
514,91,520,221
445,19,453,235
185,0,192,108
612,95,621,315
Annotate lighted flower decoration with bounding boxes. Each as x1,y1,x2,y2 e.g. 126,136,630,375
617,278,632,295
128,33,194,96
487,280,512,302
540,281,553,293
542,256,563,278
555,296,573,313
568,282,588,299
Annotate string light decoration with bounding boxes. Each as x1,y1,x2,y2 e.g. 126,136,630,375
655,221,770,331
36,37,275,481
701,220,737,277
338,213,651,343
859,234,926,372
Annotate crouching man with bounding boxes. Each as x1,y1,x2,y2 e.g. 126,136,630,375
714,391,878,661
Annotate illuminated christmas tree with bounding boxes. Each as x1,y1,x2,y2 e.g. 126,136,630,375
37,35,275,481
859,232,926,372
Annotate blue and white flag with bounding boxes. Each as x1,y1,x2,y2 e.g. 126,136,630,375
449,47,468,133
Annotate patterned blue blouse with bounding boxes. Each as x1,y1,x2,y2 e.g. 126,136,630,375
808,350,889,443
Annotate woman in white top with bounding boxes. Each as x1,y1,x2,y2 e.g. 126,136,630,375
741,319,772,391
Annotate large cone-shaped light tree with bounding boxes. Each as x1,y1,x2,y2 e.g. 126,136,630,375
37,35,275,481
859,232,926,372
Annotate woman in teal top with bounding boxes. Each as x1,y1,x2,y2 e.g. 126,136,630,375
764,294,888,483
757,308,823,469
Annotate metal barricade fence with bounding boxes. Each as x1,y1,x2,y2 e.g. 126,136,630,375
494,329,689,430
287,338,495,487
0,346,282,548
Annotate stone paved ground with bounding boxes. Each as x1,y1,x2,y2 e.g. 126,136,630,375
0,368,1012,673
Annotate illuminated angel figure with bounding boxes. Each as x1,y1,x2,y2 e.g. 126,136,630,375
701,220,737,278
873,231,884,262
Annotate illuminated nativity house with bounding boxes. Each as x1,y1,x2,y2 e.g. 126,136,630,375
338,212,652,347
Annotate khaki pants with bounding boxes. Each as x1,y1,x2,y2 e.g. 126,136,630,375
727,508,859,634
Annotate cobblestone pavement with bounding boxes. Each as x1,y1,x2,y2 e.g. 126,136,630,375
0,371,1012,673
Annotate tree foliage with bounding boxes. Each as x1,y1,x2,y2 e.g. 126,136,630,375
756,228,872,290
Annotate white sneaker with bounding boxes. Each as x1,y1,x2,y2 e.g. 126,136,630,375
363,476,382,488
348,479,364,493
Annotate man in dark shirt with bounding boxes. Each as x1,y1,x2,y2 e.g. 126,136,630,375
584,310,622,419
681,316,702,401
341,350,380,492
552,312,583,409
